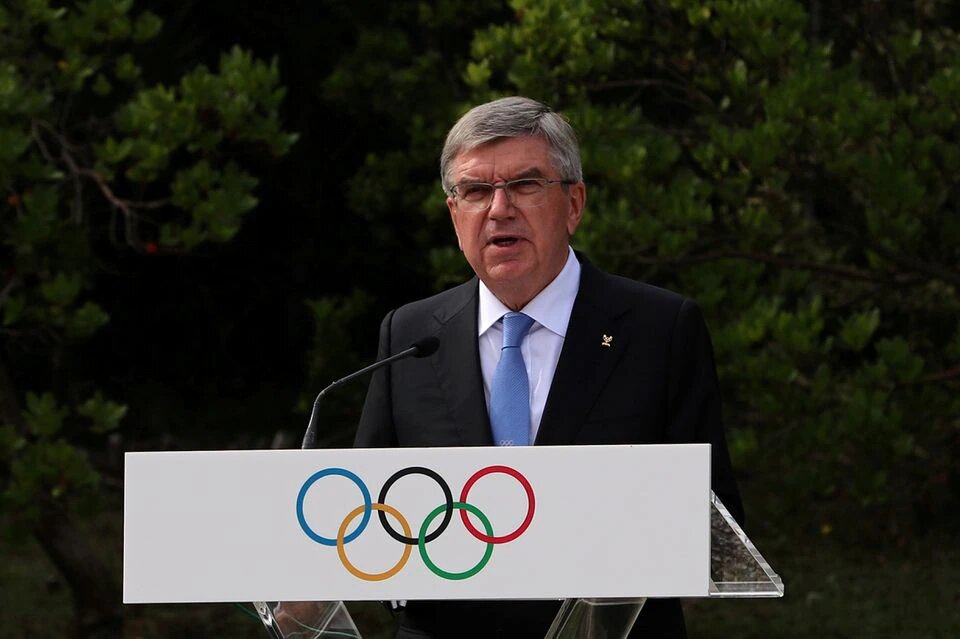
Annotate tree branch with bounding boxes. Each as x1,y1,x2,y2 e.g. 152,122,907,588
829,222,960,289
0,273,22,309
32,119,170,250
587,76,716,110
919,366,960,385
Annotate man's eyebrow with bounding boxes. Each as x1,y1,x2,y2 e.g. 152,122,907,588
455,167,548,185
510,167,547,179
456,166,545,186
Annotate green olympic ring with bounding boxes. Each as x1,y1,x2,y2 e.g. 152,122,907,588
418,501,494,580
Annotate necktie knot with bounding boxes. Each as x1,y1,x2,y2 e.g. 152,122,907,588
501,312,535,349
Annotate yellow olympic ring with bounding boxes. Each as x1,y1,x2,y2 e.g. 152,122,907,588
336,503,412,581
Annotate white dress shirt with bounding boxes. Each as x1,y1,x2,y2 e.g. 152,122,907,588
478,247,581,443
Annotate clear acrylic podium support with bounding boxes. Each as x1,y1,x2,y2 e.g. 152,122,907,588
253,600,360,639
544,597,647,639
254,492,783,639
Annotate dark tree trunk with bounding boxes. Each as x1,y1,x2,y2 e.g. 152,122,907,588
33,510,123,639
1,356,122,638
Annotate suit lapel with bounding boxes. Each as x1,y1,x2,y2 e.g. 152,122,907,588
536,259,631,445
431,279,493,445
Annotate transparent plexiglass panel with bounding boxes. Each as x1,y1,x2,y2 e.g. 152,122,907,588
543,597,646,639
253,600,360,639
708,491,784,598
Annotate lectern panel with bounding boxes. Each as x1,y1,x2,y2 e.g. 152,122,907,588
124,444,711,603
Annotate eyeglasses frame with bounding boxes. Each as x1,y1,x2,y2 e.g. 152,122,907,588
450,178,577,213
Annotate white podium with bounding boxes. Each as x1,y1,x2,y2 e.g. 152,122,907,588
123,445,782,638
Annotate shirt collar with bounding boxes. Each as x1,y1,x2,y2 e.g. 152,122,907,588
478,247,581,337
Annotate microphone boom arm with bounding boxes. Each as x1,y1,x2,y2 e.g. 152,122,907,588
300,337,438,449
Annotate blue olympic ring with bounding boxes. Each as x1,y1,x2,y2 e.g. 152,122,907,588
296,467,371,546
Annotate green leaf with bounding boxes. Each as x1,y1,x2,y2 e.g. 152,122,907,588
114,53,141,81
2,295,25,326
78,393,127,434
22,392,68,438
0,423,25,459
65,301,110,339
839,309,881,352
96,136,134,164
0,127,32,163
876,338,924,383
23,186,60,221
132,11,162,42
730,58,748,87
40,272,83,307
464,60,492,88
93,73,111,95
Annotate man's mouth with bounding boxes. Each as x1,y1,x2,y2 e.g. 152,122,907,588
490,236,520,247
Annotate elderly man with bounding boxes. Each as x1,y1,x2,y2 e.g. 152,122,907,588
355,96,742,638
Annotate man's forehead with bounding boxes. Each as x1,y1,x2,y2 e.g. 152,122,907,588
452,136,554,179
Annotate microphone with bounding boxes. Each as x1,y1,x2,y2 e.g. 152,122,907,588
300,336,440,449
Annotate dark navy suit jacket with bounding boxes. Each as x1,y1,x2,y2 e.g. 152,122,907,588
355,255,743,639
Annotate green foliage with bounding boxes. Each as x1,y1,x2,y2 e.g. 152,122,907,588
77,392,127,434
327,0,960,537
23,392,69,438
322,0,509,289
4,437,102,521
839,309,880,352
464,0,960,536
0,390,118,526
0,0,294,537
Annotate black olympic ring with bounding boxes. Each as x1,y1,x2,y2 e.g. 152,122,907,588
377,466,453,545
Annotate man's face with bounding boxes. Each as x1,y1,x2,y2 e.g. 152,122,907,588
446,136,585,310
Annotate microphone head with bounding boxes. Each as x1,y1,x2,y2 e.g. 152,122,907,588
411,336,440,358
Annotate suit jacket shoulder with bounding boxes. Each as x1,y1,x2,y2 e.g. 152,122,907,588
354,277,491,448
389,277,478,341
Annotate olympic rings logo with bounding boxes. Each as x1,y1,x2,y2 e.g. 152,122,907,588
295,465,535,581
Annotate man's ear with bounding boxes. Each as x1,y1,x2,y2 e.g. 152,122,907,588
566,181,586,236
447,196,463,250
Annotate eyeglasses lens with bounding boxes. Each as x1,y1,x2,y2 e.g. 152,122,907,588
457,180,548,212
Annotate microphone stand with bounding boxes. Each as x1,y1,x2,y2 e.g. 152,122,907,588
253,336,439,638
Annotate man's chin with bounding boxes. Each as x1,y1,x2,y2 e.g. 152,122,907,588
481,264,550,307
482,262,531,286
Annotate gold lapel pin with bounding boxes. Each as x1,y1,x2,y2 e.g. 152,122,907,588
601,334,613,347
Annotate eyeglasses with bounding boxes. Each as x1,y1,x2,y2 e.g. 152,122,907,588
450,178,575,213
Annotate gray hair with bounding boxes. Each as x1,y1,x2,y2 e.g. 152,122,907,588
440,96,582,195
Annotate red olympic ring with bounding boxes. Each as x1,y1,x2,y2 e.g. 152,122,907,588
458,465,535,544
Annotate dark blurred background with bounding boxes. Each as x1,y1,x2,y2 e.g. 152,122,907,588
1,1,958,637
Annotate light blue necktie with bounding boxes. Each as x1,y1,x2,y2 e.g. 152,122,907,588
490,312,535,446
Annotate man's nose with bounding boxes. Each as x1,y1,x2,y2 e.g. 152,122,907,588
487,185,516,218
